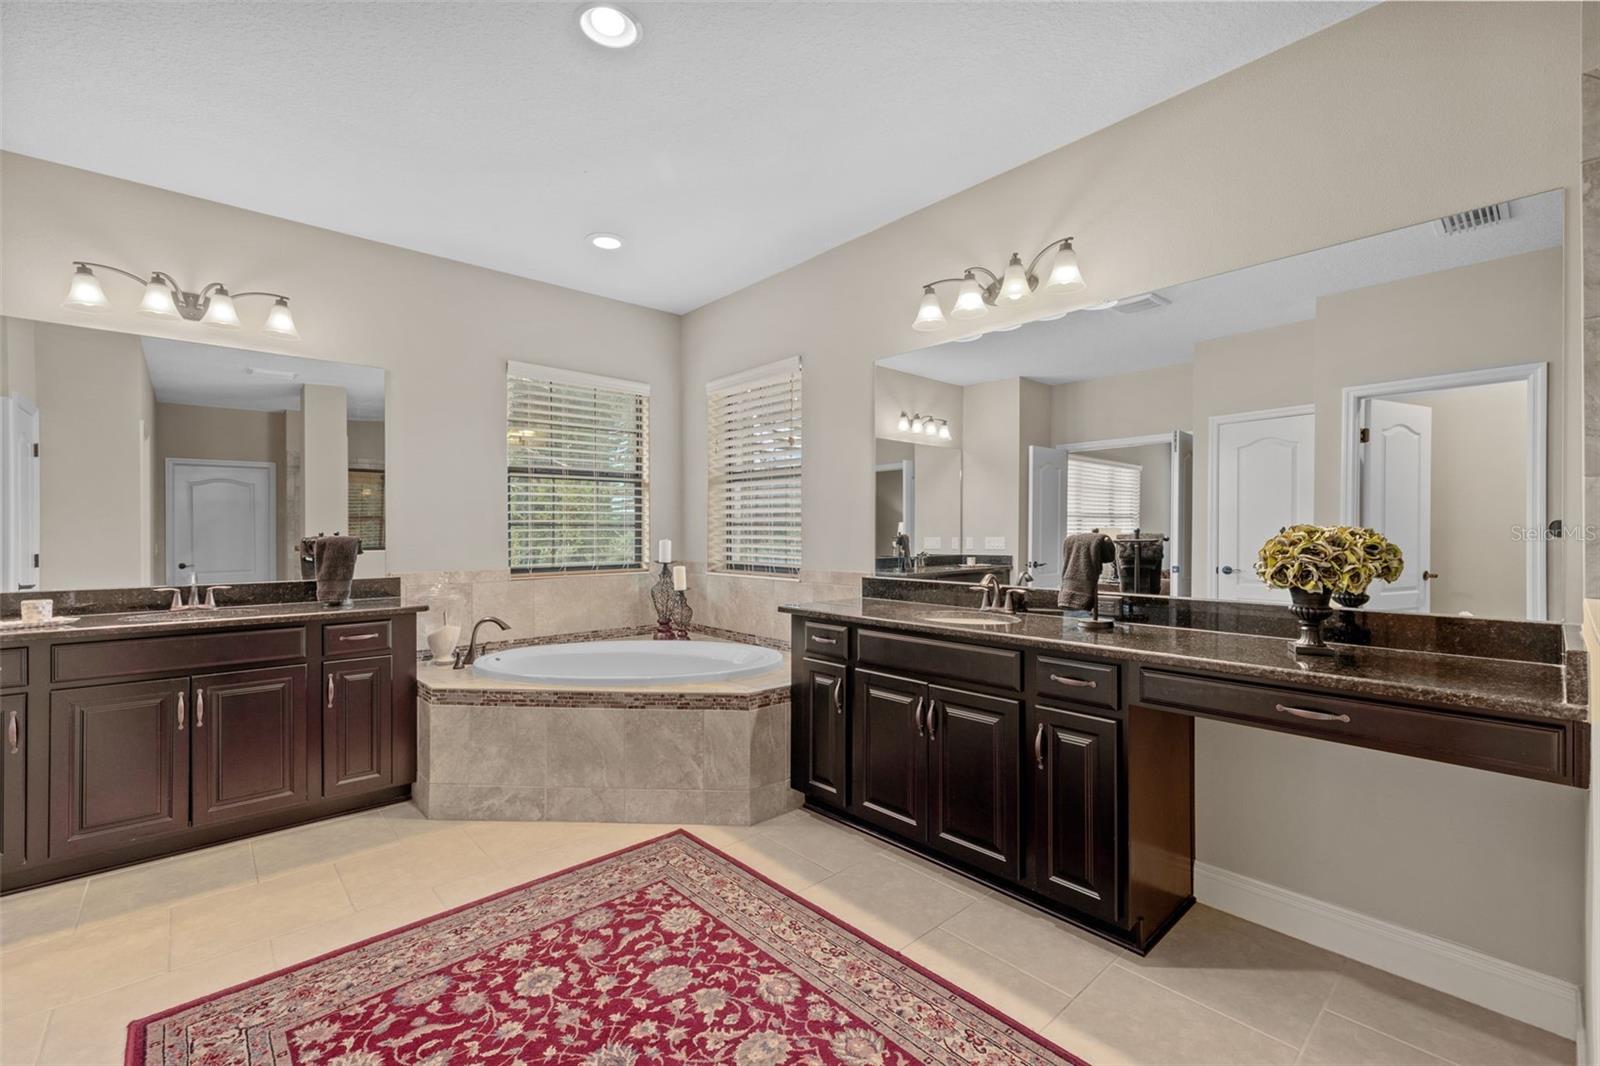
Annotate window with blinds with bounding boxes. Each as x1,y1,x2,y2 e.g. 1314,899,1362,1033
1066,454,1141,535
347,469,385,551
506,363,650,574
707,359,801,575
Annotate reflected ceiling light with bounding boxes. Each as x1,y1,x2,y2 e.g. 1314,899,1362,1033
896,412,912,432
61,262,298,337
900,411,951,440
911,237,1087,331
62,264,110,311
938,421,952,440
587,232,624,250
580,5,641,48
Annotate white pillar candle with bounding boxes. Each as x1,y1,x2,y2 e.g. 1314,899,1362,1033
672,565,687,591
658,539,672,563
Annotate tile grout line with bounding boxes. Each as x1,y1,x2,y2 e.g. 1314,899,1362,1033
937,921,1116,1000
1320,1007,1468,1066
1106,961,1304,1055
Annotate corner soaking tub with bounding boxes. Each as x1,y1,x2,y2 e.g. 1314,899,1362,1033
470,639,783,686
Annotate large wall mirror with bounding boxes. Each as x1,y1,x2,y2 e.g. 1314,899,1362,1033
874,188,1564,621
0,317,388,593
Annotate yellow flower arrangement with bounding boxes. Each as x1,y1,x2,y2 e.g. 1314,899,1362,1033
1255,524,1404,596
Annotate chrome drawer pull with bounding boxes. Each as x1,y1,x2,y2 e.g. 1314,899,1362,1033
912,696,926,737
327,674,335,711
341,633,380,642
1033,722,1046,769
5,711,17,755
811,634,838,646
927,700,939,740
177,691,186,731
1275,703,1350,724
831,676,844,715
196,689,205,728
1048,673,1097,689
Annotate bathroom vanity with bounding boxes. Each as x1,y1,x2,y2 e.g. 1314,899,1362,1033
783,598,1588,952
0,599,421,892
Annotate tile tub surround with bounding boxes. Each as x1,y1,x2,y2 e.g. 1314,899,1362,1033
413,650,799,825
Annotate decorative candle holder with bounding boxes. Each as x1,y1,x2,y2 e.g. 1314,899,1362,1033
1289,587,1336,657
650,561,676,640
669,590,693,640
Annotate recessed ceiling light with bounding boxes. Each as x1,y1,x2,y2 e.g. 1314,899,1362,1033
587,232,624,250
580,5,641,48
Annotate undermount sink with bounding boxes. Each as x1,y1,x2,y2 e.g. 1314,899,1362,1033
920,612,1021,627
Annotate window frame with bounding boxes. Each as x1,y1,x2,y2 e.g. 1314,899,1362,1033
1065,453,1142,536
506,361,651,577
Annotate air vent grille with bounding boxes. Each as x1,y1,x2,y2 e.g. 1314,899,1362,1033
1436,202,1510,235
1112,292,1171,314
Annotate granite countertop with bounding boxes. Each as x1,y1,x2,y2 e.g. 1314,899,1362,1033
781,598,1584,723
0,597,425,639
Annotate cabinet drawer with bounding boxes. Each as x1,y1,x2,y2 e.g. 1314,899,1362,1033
53,627,307,684
323,620,392,657
1138,668,1572,783
1034,655,1119,710
858,629,1021,692
801,622,849,660
0,646,25,689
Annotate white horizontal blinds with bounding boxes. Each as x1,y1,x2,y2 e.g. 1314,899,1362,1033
707,359,802,575
507,363,650,574
1066,455,1141,535
347,469,385,551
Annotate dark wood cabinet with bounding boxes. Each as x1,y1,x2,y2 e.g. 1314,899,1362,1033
927,685,1020,879
49,678,191,860
1027,703,1122,924
794,657,848,807
324,655,394,798
850,669,927,838
192,665,309,827
2,694,27,869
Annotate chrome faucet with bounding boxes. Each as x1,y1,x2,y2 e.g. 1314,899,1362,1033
969,573,1029,614
453,616,510,669
970,573,1001,611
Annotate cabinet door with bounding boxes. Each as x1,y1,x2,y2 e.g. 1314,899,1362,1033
849,670,927,841
793,657,848,808
323,656,394,798
192,665,309,827
926,685,1020,879
1,694,26,869
49,679,190,859
1027,704,1122,924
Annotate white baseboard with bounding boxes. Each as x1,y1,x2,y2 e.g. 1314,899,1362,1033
1193,862,1579,1039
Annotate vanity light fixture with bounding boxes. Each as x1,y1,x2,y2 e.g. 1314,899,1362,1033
580,5,641,48
897,411,951,440
62,262,298,338
911,237,1087,331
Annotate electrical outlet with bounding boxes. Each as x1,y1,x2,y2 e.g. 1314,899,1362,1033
922,536,941,550
984,536,1006,551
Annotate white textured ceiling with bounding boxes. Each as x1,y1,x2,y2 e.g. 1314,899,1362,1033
880,189,1564,386
142,338,387,419
2,2,1366,313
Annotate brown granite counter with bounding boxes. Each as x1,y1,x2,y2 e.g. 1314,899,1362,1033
781,598,1583,723
0,597,425,640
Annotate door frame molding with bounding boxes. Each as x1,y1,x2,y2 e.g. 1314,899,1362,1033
1206,404,1315,599
1337,362,1547,621
164,457,278,585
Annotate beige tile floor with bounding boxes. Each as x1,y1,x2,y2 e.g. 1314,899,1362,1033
0,802,1574,1066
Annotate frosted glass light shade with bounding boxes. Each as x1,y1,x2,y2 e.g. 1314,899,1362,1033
999,253,1030,302
63,266,109,311
1042,242,1086,292
897,413,911,432
938,421,952,440
201,289,241,328
911,288,946,331
261,298,299,338
138,278,179,317
951,275,988,320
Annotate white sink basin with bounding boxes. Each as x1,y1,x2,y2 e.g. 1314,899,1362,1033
920,612,1020,627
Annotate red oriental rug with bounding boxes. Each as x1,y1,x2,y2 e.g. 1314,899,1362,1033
127,830,1088,1065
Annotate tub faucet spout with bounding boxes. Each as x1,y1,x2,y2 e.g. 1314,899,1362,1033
453,616,510,669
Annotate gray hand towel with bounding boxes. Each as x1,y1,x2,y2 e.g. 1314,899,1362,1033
1058,532,1112,611
309,534,361,607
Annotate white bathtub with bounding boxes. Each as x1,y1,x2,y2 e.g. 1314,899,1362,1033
470,639,783,686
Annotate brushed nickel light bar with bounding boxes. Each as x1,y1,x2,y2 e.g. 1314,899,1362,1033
62,261,299,338
911,237,1086,332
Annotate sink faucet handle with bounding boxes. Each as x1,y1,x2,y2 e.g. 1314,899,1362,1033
154,587,183,612
203,585,232,609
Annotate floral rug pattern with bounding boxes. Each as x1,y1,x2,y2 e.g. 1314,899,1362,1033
129,832,1085,1065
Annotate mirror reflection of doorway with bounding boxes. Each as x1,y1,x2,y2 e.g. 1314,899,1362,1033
165,458,276,585
1209,407,1315,603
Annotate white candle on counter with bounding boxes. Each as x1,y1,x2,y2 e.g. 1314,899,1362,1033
658,539,672,563
672,565,687,591
896,522,905,535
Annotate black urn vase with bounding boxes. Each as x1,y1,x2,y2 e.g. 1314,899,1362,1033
1289,587,1336,657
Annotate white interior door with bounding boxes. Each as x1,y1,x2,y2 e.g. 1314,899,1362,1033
167,459,276,585
1028,445,1069,589
1,397,40,592
1214,410,1314,603
1360,398,1432,612
1170,430,1193,596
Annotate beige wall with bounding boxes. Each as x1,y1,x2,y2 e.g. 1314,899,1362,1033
33,322,153,588
300,384,349,541
1051,362,1195,445
0,151,683,576
1,316,37,404
347,419,385,468
960,378,1020,557
679,2,1586,981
